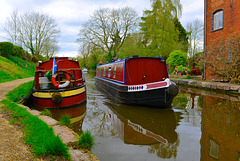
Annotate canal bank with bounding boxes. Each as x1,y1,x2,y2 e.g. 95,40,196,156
0,77,99,161
171,78,240,96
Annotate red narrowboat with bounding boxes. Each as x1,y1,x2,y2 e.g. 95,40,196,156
95,56,178,107
32,57,86,108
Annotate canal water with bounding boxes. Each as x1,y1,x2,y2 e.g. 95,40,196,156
44,72,240,161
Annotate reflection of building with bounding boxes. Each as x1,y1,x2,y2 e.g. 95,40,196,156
102,104,181,159
201,95,240,160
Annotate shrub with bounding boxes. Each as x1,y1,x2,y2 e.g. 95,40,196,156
166,50,188,72
0,42,14,58
78,129,95,150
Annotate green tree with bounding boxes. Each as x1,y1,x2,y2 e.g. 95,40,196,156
140,0,182,58
174,18,188,52
166,50,188,71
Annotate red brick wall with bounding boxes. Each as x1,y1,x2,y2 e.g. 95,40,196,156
205,0,240,80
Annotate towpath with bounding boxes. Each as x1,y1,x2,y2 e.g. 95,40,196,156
0,77,41,160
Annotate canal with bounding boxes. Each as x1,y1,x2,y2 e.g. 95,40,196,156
48,72,240,161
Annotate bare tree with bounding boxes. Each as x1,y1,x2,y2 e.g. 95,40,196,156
206,36,240,84
77,7,139,56
4,11,60,56
42,38,59,58
186,19,204,65
4,10,20,45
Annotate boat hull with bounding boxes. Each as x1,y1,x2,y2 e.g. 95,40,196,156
95,77,177,108
32,85,86,108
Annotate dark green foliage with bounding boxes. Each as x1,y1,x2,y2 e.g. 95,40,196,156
0,42,14,58
174,18,188,52
78,129,95,150
13,45,25,57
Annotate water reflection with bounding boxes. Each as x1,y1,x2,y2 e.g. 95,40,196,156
30,73,240,161
32,103,86,133
201,97,240,161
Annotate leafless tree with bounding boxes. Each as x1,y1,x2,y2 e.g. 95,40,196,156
77,7,139,56
4,10,20,45
206,36,240,84
4,11,60,56
186,19,204,65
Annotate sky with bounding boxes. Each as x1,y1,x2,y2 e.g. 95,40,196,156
0,0,204,58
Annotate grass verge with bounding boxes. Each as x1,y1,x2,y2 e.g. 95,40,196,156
1,80,71,159
1,100,70,159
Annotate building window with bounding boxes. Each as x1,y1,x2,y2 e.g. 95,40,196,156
212,9,223,31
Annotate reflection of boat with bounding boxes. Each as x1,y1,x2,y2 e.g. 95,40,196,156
102,103,179,145
95,56,178,107
32,57,86,108
49,103,87,132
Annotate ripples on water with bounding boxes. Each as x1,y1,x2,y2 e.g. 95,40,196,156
43,72,240,161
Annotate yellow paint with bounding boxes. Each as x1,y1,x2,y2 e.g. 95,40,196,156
32,87,85,98
70,113,86,124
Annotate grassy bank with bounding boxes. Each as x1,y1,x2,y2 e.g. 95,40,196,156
0,56,36,83
1,81,71,160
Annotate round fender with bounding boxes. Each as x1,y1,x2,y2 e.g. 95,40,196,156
52,92,63,104
51,71,71,88
168,84,179,97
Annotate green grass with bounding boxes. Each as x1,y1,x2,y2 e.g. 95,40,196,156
58,114,71,127
40,109,52,117
0,56,35,83
78,129,95,151
1,100,70,158
6,81,34,102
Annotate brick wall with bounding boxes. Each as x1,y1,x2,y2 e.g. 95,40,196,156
205,0,240,80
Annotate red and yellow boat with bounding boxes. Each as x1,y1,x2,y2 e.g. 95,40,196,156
32,57,86,108
95,56,178,107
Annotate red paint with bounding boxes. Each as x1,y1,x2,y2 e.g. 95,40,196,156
33,92,86,108
96,57,169,85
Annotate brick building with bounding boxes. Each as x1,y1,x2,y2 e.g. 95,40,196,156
204,0,240,80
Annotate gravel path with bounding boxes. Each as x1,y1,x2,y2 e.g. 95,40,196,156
0,77,42,160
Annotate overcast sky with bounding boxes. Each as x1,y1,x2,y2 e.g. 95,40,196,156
0,0,204,58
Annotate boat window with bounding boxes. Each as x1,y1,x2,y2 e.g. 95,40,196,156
108,67,112,77
103,67,106,76
113,66,117,78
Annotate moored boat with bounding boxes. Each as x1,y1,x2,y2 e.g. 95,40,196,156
95,56,178,107
32,57,86,108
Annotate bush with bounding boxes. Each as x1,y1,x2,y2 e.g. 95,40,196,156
166,50,188,72
78,129,95,151
13,45,25,57
0,42,14,58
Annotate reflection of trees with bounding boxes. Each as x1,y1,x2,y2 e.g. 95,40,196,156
172,92,188,109
148,139,179,159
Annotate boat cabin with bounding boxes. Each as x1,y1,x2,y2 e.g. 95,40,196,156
96,57,169,85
